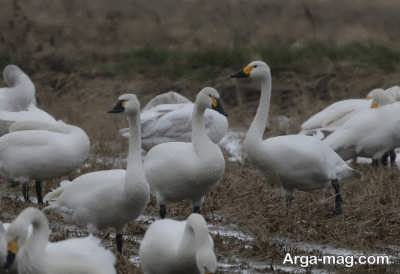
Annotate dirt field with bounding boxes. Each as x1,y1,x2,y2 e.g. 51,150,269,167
1,0,400,273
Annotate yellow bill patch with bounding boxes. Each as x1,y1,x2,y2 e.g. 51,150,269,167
8,241,18,254
122,100,128,108
371,101,379,109
211,97,218,108
243,65,252,76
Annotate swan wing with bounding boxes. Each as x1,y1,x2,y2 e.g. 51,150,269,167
301,99,369,131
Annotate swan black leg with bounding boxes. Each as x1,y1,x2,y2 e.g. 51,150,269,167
35,180,43,205
193,205,201,214
332,180,342,215
116,233,123,253
159,204,166,219
21,183,30,202
390,150,396,165
381,152,389,166
372,159,379,167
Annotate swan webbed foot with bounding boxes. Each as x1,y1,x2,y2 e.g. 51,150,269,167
21,183,30,202
116,233,123,254
193,206,201,214
159,205,166,219
332,180,343,215
35,180,43,205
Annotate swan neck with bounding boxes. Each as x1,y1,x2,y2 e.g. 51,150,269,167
126,112,143,171
24,211,50,256
179,220,210,257
246,75,271,143
192,103,213,155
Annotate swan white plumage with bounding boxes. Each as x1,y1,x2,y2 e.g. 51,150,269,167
44,94,150,253
0,120,90,204
0,65,35,112
300,88,395,136
231,61,359,214
0,65,56,136
144,87,226,218
121,91,228,149
324,100,400,164
139,213,217,274
3,207,116,274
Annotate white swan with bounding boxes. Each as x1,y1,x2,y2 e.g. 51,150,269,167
44,94,150,253
139,213,217,274
121,91,228,149
0,120,90,204
144,87,226,218
3,207,116,274
231,61,359,214
300,88,394,136
0,65,56,136
324,100,400,165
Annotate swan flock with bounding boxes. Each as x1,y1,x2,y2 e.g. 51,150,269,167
1,60,395,273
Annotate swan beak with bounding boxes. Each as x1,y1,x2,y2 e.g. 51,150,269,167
371,101,380,109
211,97,228,116
3,241,18,270
108,100,125,113
230,65,251,78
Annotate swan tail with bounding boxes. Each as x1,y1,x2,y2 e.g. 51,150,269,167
43,180,71,203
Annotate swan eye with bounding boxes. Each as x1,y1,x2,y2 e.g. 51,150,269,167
253,65,258,68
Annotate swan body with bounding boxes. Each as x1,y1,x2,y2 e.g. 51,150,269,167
3,207,116,274
139,213,217,274
0,120,89,181
144,87,226,218
44,94,150,252
232,61,359,213
324,102,400,161
121,91,228,149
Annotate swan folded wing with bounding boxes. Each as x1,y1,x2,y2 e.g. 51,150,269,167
302,99,368,130
45,236,116,274
9,120,65,134
46,170,126,208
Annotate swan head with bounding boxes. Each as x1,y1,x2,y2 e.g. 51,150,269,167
196,247,218,274
3,208,48,271
367,89,395,108
186,214,218,274
231,60,270,80
109,93,140,115
3,212,31,271
197,87,227,116
3,65,24,86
